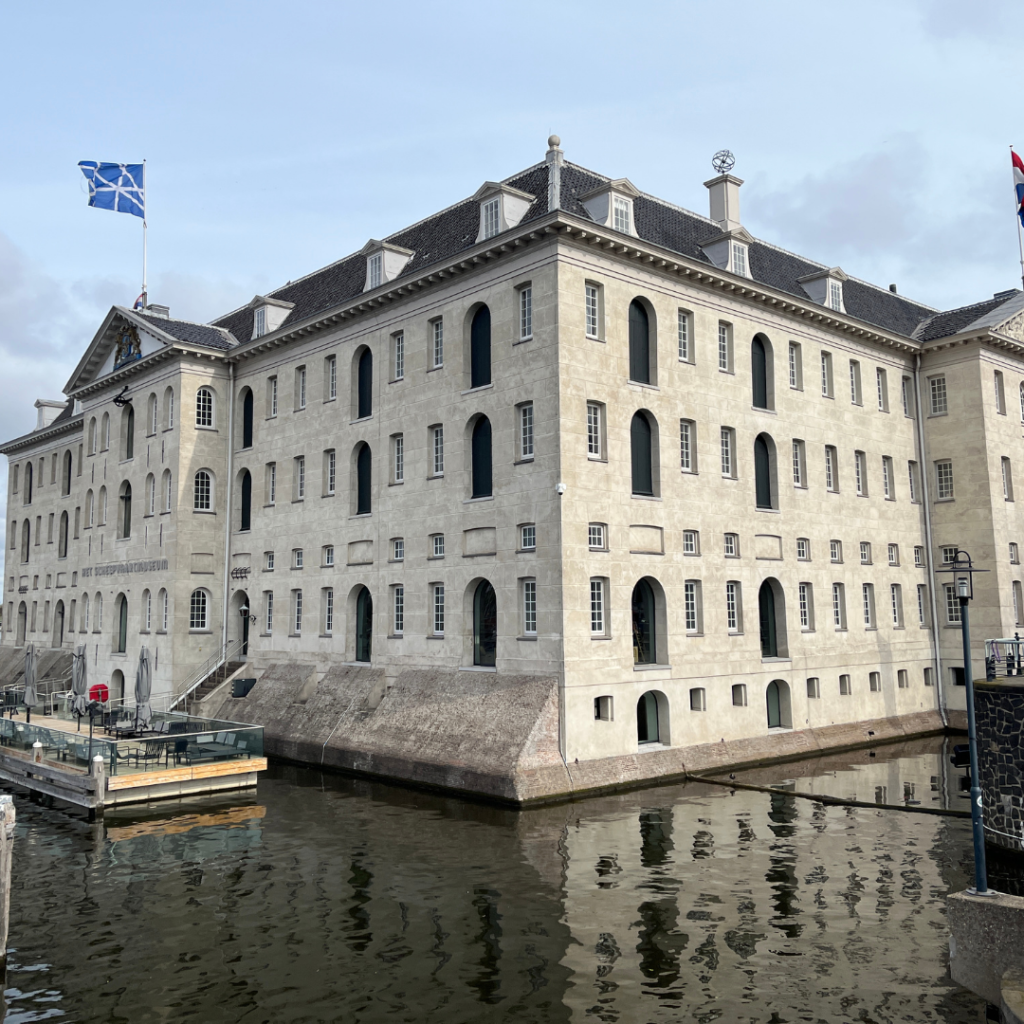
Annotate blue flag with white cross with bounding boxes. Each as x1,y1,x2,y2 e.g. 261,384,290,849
78,161,145,218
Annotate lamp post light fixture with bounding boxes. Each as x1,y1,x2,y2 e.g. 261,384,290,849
938,548,993,896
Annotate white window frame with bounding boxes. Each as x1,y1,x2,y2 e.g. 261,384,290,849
519,403,534,460
680,419,696,473
788,342,802,390
432,425,444,476
585,284,601,340
522,578,537,635
718,322,733,372
393,585,404,635
392,434,404,484
726,581,741,633
590,578,606,636
431,318,444,368
587,402,604,460
935,459,954,500
799,582,813,630
929,375,947,415
521,524,537,550
432,584,445,635
821,351,833,397
587,523,605,550
518,285,533,341
393,332,405,381
721,427,735,478
677,309,692,362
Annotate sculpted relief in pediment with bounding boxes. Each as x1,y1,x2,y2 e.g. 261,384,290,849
997,311,1024,342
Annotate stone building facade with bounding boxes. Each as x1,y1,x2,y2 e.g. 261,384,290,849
4,137,1024,799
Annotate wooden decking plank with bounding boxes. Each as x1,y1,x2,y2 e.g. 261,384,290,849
107,757,267,791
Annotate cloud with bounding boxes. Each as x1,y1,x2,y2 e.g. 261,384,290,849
914,0,1018,42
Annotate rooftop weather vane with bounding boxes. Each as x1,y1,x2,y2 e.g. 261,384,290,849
712,150,735,175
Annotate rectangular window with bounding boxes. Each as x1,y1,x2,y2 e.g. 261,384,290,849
724,532,739,557
324,545,334,567
935,459,954,500
833,582,847,628
870,671,882,692
882,456,894,499
825,446,838,492
726,581,741,632
840,674,852,696
941,546,957,565
1012,542,1021,564
731,242,747,276
797,537,810,560
908,461,919,502
590,578,606,635
483,197,501,239
789,342,802,389
393,586,404,635
1014,581,1023,625
849,360,862,405
326,355,337,401
1003,457,1014,501
293,548,303,569
368,251,383,289
898,669,909,689
267,463,277,504
902,376,913,416
996,370,1006,414
518,286,533,340
876,367,888,411
325,450,336,495
718,322,733,371
860,541,871,564
295,366,307,410
690,687,707,712
432,318,444,368
432,425,444,475
830,539,843,563
594,696,613,720
684,580,702,633
392,538,404,561
432,534,445,558
799,582,814,630
392,332,404,381
944,583,961,624
821,351,834,397
265,550,275,570
915,546,925,567
924,666,934,687
678,309,692,362
268,376,278,417
588,523,606,550
792,439,806,487
521,524,536,550
732,683,747,707
929,376,947,415
855,450,867,495
522,579,537,635
585,284,600,339
612,195,631,233
254,307,266,338
292,590,303,634
261,591,273,634
891,584,904,627
323,588,334,634
433,584,445,635
587,402,604,459
807,677,821,699
683,530,699,555
829,280,843,311
393,434,404,483
294,456,305,499
679,419,696,472
888,543,899,566
951,667,966,687
519,403,534,460
721,427,735,478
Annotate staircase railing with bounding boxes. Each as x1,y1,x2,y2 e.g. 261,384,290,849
169,638,243,712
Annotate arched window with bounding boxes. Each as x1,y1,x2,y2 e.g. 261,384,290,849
123,405,135,460
159,589,168,631
754,433,774,509
23,462,32,504
53,600,65,647
20,520,30,563
162,470,173,512
240,470,252,531
58,511,68,558
355,444,371,515
630,411,654,496
88,418,97,454
95,592,103,630
146,474,155,515
766,680,792,729
758,580,790,658
80,593,89,632
752,336,768,408
164,386,175,430
196,387,214,428
119,481,132,538
470,306,491,389
241,388,254,448
190,589,208,630
194,470,212,511
471,416,492,498
637,691,660,744
62,451,73,495
357,349,373,419
16,602,26,646
85,490,94,527
628,300,651,384
141,589,152,631
632,578,656,664
101,412,110,451
148,393,158,435
473,579,497,667
355,586,372,662
99,486,107,524
115,594,128,653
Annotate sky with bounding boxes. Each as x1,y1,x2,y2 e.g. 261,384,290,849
0,0,1022,579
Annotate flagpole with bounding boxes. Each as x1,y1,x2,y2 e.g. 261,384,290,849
142,159,148,307
1012,147,1024,291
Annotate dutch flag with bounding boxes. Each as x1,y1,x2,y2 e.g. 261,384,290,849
1013,150,1024,226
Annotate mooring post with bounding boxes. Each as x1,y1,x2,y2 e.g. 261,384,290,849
89,755,105,822
0,795,16,965
31,742,42,765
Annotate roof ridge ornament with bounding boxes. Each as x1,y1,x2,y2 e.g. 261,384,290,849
712,150,735,175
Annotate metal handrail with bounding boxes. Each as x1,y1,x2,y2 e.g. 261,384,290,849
169,638,243,711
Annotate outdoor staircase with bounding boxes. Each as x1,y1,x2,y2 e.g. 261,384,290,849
190,660,244,706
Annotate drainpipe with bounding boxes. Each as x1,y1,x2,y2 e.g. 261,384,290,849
914,353,947,727
221,363,235,655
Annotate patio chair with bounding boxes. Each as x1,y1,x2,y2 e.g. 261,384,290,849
133,740,165,769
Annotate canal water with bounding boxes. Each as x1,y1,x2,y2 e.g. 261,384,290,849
2,737,986,1023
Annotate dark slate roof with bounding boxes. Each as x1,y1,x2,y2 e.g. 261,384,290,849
136,313,237,351
915,295,1010,342
208,154,940,344
0,402,80,452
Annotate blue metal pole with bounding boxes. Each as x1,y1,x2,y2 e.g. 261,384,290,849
960,594,989,894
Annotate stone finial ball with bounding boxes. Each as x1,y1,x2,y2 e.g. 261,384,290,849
548,135,561,148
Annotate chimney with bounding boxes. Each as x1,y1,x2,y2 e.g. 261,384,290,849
704,173,743,232
145,303,170,318
34,399,67,430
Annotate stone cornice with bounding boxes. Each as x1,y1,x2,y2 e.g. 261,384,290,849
67,344,225,401
0,413,83,456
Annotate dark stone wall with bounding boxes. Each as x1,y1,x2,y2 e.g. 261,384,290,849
976,682,1024,854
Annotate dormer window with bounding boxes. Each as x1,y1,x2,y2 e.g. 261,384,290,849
254,307,266,338
612,196,632,234
797,267,847,313
361,240,415,292
248,295,295,341
828,280,843,311
580,179,640,237
482,198,501,240
731,242,748,277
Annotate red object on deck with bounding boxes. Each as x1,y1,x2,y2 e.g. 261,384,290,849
88,683,109,703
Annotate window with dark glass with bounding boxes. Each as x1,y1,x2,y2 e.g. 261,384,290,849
357,349,373,419
628,300,650,384
240,470,252,531
630,412,653,496
355,586,372,662
471,416,492,498
758,581,777,657
471,306,491,388
632,578,656,664
752,336,768,408
355,443,371,514
242,388,254,448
